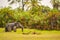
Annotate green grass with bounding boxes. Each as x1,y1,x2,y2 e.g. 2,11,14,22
0,28,60,40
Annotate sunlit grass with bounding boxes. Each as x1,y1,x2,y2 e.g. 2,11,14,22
0,28,60,40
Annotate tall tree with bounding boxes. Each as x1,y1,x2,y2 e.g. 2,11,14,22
24,0,41,11
51,0,60,10
22,0,24,10
8,0,30,11
8,0,41,11
8,0,21,9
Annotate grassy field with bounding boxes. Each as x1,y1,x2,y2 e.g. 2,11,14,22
0,28,60,40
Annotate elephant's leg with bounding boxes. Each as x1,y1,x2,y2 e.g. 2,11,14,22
5,27,8,32
8,26,11,32
13,26,16,32
22,28,23,32
19,24,24,32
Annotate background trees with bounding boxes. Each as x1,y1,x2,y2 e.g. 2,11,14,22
0,0,60,30
51,0,60,10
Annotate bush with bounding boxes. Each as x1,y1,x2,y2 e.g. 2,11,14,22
0,7,60,30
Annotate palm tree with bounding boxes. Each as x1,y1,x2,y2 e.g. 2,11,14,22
8,0,30,11
8,0,22,10
22,0,24,10
8,0,42,11
8,0,20,4
25,0,41,11
51,0,60,10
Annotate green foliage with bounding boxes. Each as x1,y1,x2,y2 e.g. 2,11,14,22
0,5,60,30
51,0,60,10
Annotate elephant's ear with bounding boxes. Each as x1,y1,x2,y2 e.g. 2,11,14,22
15,22,17,25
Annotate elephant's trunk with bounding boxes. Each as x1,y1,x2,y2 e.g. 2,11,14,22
22,27,24,32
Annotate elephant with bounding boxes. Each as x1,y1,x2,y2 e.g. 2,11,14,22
5,22,24,32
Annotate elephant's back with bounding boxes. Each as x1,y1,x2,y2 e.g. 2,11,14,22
6,23,15,27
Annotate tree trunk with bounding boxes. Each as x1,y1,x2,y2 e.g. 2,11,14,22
22,0,24,11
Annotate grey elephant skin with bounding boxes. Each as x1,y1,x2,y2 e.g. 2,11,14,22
5,22,24,32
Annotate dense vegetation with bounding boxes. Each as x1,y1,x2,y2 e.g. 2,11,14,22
0,6,60,30
0,0,60,30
